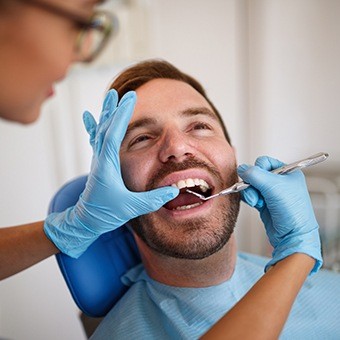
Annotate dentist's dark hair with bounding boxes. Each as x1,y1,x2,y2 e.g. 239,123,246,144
109,59,231,144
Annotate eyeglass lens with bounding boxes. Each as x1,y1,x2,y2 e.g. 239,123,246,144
76,12,117,62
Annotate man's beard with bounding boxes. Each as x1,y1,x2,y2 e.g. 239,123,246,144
129,158,240,260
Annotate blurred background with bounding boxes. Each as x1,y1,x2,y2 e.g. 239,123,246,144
1,0,339,338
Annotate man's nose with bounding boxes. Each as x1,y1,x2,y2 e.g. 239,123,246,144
158,129,195,163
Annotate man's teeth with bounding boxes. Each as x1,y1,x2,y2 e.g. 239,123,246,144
174,202,202,211
171,178,210,192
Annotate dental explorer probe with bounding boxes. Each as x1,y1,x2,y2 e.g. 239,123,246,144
186,152,329,201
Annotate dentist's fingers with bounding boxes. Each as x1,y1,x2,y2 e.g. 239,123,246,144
83,110,97,149
98,89,119,125
240,188,264,209
237,156,281,206
83,90,120,154
237,164,264,209
95,91,137,179
238,160,285,192
105,91,137,151
132,186,180,215
255,156,285,172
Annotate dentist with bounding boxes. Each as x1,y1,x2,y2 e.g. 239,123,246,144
0,0,178,280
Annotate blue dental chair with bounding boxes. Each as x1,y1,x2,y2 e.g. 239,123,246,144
48,175,141,318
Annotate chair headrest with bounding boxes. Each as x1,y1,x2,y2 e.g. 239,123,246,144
49,175,141,317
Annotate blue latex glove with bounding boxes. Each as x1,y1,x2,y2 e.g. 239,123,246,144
44,90,179,258
237,156,322,275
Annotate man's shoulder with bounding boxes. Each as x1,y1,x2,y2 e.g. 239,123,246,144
91,277,160,339
282,265,340,338
236,252,340,296
237,251,340,285
306,265,340,289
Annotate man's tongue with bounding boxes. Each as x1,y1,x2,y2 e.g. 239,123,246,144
164,191,202,210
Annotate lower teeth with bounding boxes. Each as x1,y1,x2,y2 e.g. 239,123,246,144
174,202,202,211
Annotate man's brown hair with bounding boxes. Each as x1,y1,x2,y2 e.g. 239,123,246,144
109,59,231,143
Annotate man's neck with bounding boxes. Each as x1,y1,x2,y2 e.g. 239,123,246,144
134,235,237,287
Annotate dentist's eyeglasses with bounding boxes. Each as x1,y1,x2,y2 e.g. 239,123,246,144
21,0,119,62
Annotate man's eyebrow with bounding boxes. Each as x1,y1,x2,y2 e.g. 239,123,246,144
181,107,219,121
124,107,218,139
125,117,158,138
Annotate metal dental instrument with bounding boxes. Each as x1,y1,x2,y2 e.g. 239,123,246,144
186,152,329,201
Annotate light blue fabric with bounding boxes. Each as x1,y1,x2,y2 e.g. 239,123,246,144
91,253,340,339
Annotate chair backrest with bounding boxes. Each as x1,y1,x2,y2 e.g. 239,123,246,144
48,175,141,317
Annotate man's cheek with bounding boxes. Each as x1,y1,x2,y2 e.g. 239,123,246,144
121,161,144,192
120,161,133,190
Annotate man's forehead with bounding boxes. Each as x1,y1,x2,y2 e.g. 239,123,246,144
134,79,214,113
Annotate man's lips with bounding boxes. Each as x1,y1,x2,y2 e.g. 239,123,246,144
160,175,214,211
145,163,223,211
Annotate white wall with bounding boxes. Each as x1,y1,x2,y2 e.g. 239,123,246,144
248,0,340,161
1,0,339,339
247,0,340,253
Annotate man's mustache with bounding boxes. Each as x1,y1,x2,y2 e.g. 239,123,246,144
146,157,226,191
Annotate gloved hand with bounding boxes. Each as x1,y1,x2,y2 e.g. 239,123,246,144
237,156,322,275
44,90,179,258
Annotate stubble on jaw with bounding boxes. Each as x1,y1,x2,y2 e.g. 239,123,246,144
129,157,240,260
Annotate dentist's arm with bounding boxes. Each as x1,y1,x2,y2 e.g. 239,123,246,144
202,155,322,339
0,222,58,280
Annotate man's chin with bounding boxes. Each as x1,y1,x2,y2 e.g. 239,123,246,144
130,192,240,260
131,215,234,260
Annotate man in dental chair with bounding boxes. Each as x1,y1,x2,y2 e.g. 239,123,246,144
90,59,340,339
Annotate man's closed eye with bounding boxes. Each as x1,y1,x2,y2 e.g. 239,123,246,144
189,122,215,136
129,134,153,148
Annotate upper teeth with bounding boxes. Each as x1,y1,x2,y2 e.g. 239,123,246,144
171,178,210,192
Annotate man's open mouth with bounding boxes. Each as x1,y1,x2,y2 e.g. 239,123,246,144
163,178,213,211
